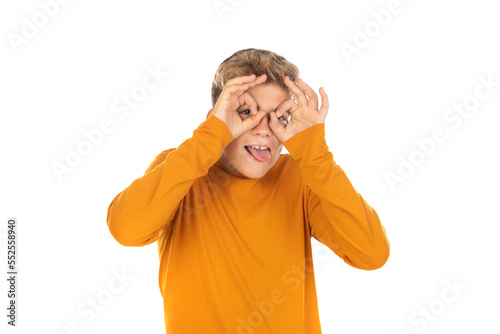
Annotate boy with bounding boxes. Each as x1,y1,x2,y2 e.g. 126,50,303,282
107,48,390,333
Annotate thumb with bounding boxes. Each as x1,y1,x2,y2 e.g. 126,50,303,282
241,110,265,133
269,112,285,142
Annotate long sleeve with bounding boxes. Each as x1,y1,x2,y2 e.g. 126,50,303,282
283,124,390,270
106,115,233,247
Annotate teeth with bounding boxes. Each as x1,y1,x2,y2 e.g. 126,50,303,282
249,145,269,150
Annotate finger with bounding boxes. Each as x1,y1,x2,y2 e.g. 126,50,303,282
297,79,318,110
269,112,286,142
219,82,250,99
238,92,258,115
225,73,266,87
224,74,266,95
318,87,329,118
284,76,308,106
225,74,256,86
241,110,266,132
243,74,267,89
276,99,298,118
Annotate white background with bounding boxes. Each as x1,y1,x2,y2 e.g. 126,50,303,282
1,0,499,333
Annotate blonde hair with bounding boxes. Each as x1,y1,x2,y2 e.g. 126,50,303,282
211,48,300,107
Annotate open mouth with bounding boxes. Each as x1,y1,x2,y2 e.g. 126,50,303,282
245,145,271,162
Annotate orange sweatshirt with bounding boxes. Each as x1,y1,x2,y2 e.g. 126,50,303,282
107,115,390,334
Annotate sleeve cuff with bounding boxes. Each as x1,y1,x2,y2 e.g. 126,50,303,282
283,123,327,161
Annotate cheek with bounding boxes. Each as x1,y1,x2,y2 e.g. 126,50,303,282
222,143,237,159
223,138,244,158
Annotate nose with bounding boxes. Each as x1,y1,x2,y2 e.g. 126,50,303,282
252,111,272,136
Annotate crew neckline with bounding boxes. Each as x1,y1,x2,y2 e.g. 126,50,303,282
214,160,251,179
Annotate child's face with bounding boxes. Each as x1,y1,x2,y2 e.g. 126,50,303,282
218,84,290,178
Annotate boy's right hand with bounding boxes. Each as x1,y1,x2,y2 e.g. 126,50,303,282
210,74,267,139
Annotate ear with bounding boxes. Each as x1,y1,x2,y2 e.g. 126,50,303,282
206,108,213,119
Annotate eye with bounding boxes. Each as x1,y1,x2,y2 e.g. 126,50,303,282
239,109,252,119
277,114,289,125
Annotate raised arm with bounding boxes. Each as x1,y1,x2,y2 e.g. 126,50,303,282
106,115,233,246
285,125,390,270
275,76,389,270
107,74,270,247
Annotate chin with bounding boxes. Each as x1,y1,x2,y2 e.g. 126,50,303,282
238,157,280,178
220,143,283,179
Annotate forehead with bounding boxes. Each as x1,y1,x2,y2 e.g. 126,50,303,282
246,84,289,109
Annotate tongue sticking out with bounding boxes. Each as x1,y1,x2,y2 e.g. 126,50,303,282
247,146,271,162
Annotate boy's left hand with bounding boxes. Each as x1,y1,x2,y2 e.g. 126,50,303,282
269,76,329,142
